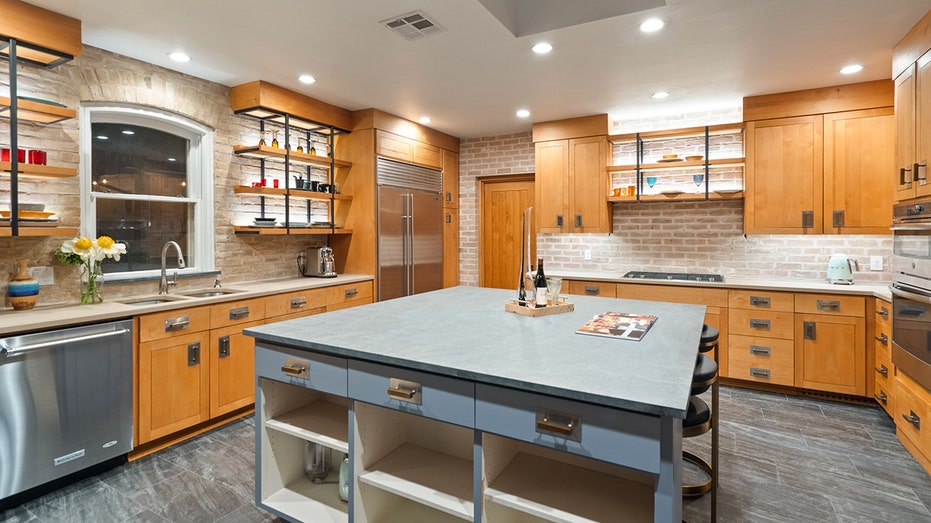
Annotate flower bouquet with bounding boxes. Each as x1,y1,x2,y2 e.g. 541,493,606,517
56,236,127,304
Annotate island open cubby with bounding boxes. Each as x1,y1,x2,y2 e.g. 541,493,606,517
352,401,475,522
258,378,350,523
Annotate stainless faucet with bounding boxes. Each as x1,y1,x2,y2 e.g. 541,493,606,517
159,241,186,294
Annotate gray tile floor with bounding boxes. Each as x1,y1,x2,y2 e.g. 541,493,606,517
1,386,929,522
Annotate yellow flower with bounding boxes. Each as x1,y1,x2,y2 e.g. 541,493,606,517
74,237,93,252
97,236,115,248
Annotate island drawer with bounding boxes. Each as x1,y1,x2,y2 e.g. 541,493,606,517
348,360,475,428
255,344,348,397
728,309,794,339
475,383,662,473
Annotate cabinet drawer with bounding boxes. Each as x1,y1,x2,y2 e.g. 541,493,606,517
728,289,794,312
616,283,727,307
875,299,891,326
255,344,348,397
210,297,266,329
729,359,794,386
348,360,474,427
265,288,326,319
567,280,616,298
728,335,794,367
874,350,895,398
139,306,211,343
475,383,662,473
895,374,931,460
728,309,794,338
874,380,895,418
325,281,373,308
875,318,891,359
795,294,865,317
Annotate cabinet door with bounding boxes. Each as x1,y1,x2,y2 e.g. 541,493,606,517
895,65,918,201
535,140,569,233
138,332,210,444
745,116,823,234
210,320,262,418
442,149,459,208
568,136,611,233
376,130,413,163
443,208,459,287
823,108,894,234
795,314,865,395
412,141,442,169
917,50,931,198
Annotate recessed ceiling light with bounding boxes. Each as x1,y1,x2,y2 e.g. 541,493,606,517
840,64,863,75
96,135,109,140
418,116,431,124
531,42,553,54
168,52,190,63
516,109,530,118
121,130,135,135
298,74,316,84
640,18,664,33
651,91,670,99
167,157,177,162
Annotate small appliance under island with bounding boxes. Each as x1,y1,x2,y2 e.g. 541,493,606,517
245,286,707,523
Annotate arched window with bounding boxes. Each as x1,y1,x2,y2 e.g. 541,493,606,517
80,104,215,280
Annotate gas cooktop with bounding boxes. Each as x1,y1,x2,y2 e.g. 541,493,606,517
622,271,725,283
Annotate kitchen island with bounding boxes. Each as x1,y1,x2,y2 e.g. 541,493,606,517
245,286,707,522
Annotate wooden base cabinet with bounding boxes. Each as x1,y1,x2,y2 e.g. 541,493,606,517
728,290,796,386
873,299,895,416
794,294,866,396
210,319,262,418
895,372,931,475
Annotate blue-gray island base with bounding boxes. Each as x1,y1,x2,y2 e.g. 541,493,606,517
247,286,707,522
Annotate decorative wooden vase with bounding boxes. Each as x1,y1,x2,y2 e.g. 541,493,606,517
8,258,39,310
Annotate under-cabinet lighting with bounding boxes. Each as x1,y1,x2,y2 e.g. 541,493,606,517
168,52,190,63
840,64,863,75
418,116,431,124
640,18,664,33
516,109,530,118
532,42,553,54
651,91,670,99
298,74,317,84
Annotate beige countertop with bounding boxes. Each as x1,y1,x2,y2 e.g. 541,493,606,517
0,274,373,337
550,270,892,301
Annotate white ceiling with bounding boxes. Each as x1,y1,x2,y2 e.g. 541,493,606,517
26,0,931,138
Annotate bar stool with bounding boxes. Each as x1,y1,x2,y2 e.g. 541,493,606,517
683,324,719,520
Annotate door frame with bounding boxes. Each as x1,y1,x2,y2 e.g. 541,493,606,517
477,173,535,288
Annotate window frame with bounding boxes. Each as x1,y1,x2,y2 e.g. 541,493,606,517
79,103,216,282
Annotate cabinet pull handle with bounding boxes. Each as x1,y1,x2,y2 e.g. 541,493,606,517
802,210,814,228
874,391,888,405
875,333,888,345
165,316,190,332
749,345,771,356
583,285,600,295
750,367,770,379
218,336,230,358
817,300,840,311
878,307,889,319
749,319,770,330
832,210,845,228
919,161,928,185
387,385,417,400
804,321,817,340
536,418,574,436
280,363,307,376
574,214,582,228
901,166,913,185
446,213,451,224
875,364,888,378
556,214,564,228
749,296,770,307
188,342,200,366
290,297,307,309
345,288,358,299
916,162,924,183
446,191,451,203
903,411,921,429
229,306,249,320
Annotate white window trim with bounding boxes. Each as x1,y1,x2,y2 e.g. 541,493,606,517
79,103,216,282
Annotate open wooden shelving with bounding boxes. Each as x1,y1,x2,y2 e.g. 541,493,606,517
608,157,745,173
0,161,76,179
608,122,744,144
0,96,75,124
233,144,351,169
0,226,77,237
232,226,352,236
608,191,744,203
233,185,351,202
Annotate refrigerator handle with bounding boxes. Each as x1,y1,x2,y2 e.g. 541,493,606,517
402,194,410,295
407,193,415,295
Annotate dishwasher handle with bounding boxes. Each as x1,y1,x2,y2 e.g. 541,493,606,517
0,328,131,355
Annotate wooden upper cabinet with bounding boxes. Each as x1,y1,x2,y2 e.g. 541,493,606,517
569,136,610,233
375,130,443,169
535,140,570,233
896,65,920,201
745,116,824,234
443,149,459,208
0,0,82,65
918,50,931,196
413,142,442,169
823,108,895,233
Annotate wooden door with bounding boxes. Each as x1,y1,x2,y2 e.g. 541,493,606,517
443,208,459,287
745,116,823,234
795,314,865,395
480,176,534,289
138,332,210,444
917,50,931,198
823,108,894,234
534,140,568,233
569,136,611,233
895,65,917,201
209,320,262,418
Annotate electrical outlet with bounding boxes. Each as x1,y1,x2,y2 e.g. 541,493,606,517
583,249,592,261
28,266,54,285
870,256,883,271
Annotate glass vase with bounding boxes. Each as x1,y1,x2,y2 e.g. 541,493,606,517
81,262,104,304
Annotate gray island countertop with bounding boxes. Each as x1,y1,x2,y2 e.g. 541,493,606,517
245,286,707,418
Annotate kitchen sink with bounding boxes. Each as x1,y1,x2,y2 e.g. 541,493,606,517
178,288,245,298
118,295,191,306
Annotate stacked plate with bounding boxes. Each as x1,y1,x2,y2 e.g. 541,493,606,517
253,217,277,227
1,206,57,226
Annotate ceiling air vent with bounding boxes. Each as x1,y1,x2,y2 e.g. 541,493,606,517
381,10,444,41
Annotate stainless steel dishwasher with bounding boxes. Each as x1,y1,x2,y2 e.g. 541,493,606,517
0,319,133,508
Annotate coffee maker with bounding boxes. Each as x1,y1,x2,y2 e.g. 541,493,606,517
298,246,337,278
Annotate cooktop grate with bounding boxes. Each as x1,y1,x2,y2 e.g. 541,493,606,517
623,271,725,283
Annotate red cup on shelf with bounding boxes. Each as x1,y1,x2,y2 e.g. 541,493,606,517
1,148,26,163
27,150,46,165
273,179,279,188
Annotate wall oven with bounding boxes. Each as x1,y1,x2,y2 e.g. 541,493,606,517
891,200,931,390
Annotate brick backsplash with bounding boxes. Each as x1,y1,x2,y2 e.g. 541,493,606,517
459,122,892,287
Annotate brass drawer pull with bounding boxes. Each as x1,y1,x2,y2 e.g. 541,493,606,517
229,306,250,320
875,364,888,378
165,316,190,332
874,391,888,405
749,296,770,307
875,333,888,345
817,300,841,311
749,319,770,330
536,418,573,436
750,367,770,379
749,345,771,356
281,363,307,376
387,385,417,399
290,297,307,309
903,411,921,429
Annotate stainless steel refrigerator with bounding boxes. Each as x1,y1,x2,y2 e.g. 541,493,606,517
377,157,443,301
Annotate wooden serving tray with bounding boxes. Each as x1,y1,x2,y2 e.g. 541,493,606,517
505,300,574,317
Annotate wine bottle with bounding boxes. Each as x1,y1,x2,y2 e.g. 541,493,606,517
534,258,547,307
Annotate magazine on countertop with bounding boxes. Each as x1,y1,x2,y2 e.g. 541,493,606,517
575,311,658,341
